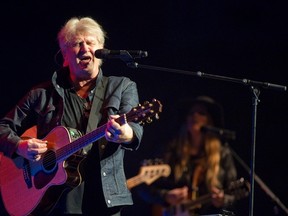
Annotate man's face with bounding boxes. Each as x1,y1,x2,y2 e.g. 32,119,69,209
63,34,103,79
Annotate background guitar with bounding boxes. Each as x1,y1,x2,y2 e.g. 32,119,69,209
153,177,250,216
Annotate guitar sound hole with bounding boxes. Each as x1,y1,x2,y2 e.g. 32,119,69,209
42,150,57,172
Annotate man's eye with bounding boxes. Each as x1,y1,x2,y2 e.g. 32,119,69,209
87,41,96,46
70,41,83,47
68,40,96,48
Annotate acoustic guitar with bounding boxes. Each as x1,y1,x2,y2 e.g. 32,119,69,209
0,99,162,216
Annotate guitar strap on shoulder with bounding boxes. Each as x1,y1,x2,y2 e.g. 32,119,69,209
82,76,108,155
191,164,203,200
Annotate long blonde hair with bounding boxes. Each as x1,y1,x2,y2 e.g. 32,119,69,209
172,124,222,192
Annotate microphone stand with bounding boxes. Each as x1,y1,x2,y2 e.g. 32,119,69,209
227,143,288,215
122,57,287,216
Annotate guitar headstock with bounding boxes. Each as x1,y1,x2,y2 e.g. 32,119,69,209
126,99,163,125
227,177,250,201
138,163,171,185
138,158,171,185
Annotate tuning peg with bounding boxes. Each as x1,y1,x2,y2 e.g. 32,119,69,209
141,159,148,166
155,113,160,120
154,158,164,164
143,101,149,105
139,120,145,126
146,117,153,124
141,159,153,166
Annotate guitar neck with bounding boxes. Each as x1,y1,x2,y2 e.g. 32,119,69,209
56,124,107,162
56,113,129,162
126,175,143,190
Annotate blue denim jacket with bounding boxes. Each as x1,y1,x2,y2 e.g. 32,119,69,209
0,67,143,214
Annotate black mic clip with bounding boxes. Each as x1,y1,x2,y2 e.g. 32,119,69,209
95,49,148,68
121,50,139,68
201,126,236,141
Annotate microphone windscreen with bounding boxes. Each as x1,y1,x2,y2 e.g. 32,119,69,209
95,49,110,59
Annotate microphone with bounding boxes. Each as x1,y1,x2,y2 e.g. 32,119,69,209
201,125,236,140
95,49,148,59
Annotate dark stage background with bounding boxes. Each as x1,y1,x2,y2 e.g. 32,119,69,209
1,1,288,215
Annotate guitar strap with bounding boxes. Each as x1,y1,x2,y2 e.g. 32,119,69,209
191,164,203,200
82,76,108,156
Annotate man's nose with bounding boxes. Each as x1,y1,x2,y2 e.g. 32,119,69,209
79,42,90,51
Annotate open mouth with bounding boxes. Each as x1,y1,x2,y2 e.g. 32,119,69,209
79,56,91,65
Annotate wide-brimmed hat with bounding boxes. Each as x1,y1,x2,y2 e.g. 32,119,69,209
177,95,224,127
